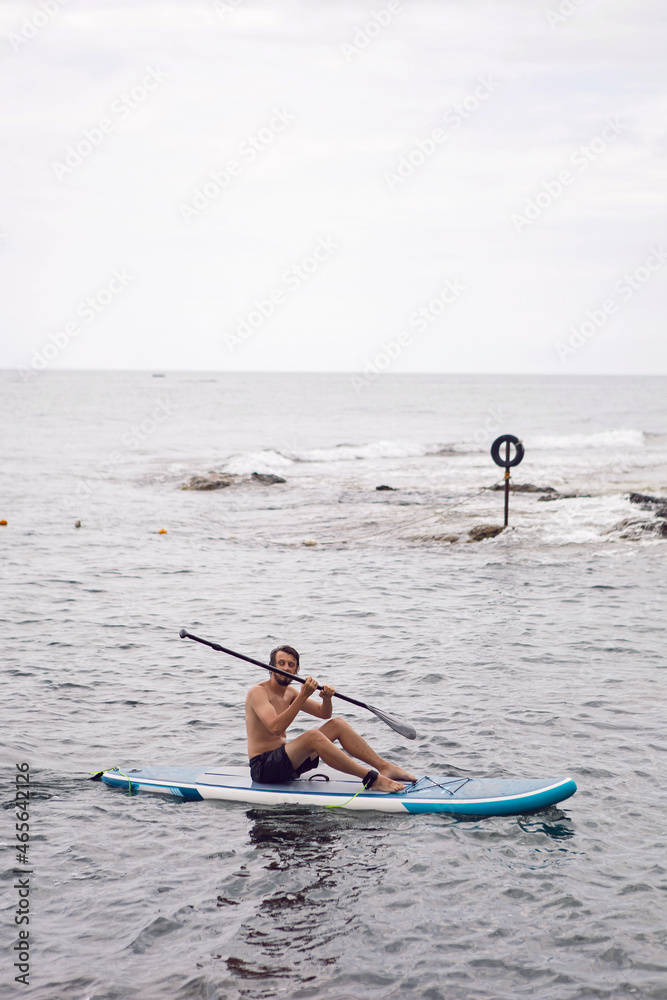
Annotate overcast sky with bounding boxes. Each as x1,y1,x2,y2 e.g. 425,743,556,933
2,0,666,375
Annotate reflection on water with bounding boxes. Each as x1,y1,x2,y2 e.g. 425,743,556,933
224,807,391,993
517,807,577,840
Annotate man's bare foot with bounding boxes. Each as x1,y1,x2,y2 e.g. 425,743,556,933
381,764,416,782
373,773,405,793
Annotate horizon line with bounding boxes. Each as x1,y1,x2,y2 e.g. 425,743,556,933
2,368,667,378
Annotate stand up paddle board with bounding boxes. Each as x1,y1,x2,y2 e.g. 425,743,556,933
97,765,576,816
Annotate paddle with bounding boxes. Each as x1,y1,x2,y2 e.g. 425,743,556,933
179,629,417,740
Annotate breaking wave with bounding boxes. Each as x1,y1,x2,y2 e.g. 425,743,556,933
528,429,645,450
222,441,446,473
221,430,647,473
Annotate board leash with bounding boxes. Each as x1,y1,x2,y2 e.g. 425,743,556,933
89,767,136,795
324,769,383,808
324,784,366,809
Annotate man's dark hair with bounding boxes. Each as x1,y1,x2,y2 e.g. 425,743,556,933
269,645,300,669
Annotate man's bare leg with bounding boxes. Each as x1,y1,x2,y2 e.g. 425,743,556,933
285,729,406,793
318,718,416,782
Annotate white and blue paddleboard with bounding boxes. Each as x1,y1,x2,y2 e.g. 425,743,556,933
98,765,576,816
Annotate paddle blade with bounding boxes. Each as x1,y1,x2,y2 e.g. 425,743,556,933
368,704,417,740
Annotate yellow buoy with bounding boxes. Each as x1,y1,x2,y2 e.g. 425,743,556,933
0,519,7,526
158,529,167,534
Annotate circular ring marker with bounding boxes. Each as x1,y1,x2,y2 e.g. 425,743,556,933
491,434,524,468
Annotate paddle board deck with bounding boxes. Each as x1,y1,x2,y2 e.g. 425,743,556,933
99,765,576,816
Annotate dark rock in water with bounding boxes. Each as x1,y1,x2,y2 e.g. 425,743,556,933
468,524,504,541
624,494,667,533
606,517,667,540
492,483,556,493
182,473,236,490
182,471,286,489
538,492,591,501
617,493,667,537
251,472,286,485
629,492,667,510
375,485,396,491
410,533,459,543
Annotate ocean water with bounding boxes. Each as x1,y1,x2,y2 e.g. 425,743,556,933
2,371,667,1000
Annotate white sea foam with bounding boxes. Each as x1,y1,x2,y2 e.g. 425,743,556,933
221,430,647,474
223,440,444,471
426,429,647,456
223,449,294,475
295,440,442,462
528,429,645,450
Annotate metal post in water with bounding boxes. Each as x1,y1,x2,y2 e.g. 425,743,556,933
503,438,513,527
491,435,525,529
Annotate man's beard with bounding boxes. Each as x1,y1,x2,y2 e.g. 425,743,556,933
275,673,294,686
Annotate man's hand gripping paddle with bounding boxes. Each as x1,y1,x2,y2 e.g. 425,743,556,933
178,629,417,740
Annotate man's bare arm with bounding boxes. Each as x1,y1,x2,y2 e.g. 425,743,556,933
300,683,335,720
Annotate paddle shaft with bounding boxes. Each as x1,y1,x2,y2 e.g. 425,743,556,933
179,629,372,713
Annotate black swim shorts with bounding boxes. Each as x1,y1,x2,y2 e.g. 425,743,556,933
249,745,320,784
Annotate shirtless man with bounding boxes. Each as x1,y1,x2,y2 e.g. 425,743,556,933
245,644,415,793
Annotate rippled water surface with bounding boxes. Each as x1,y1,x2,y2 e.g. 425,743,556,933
2,372,667,999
